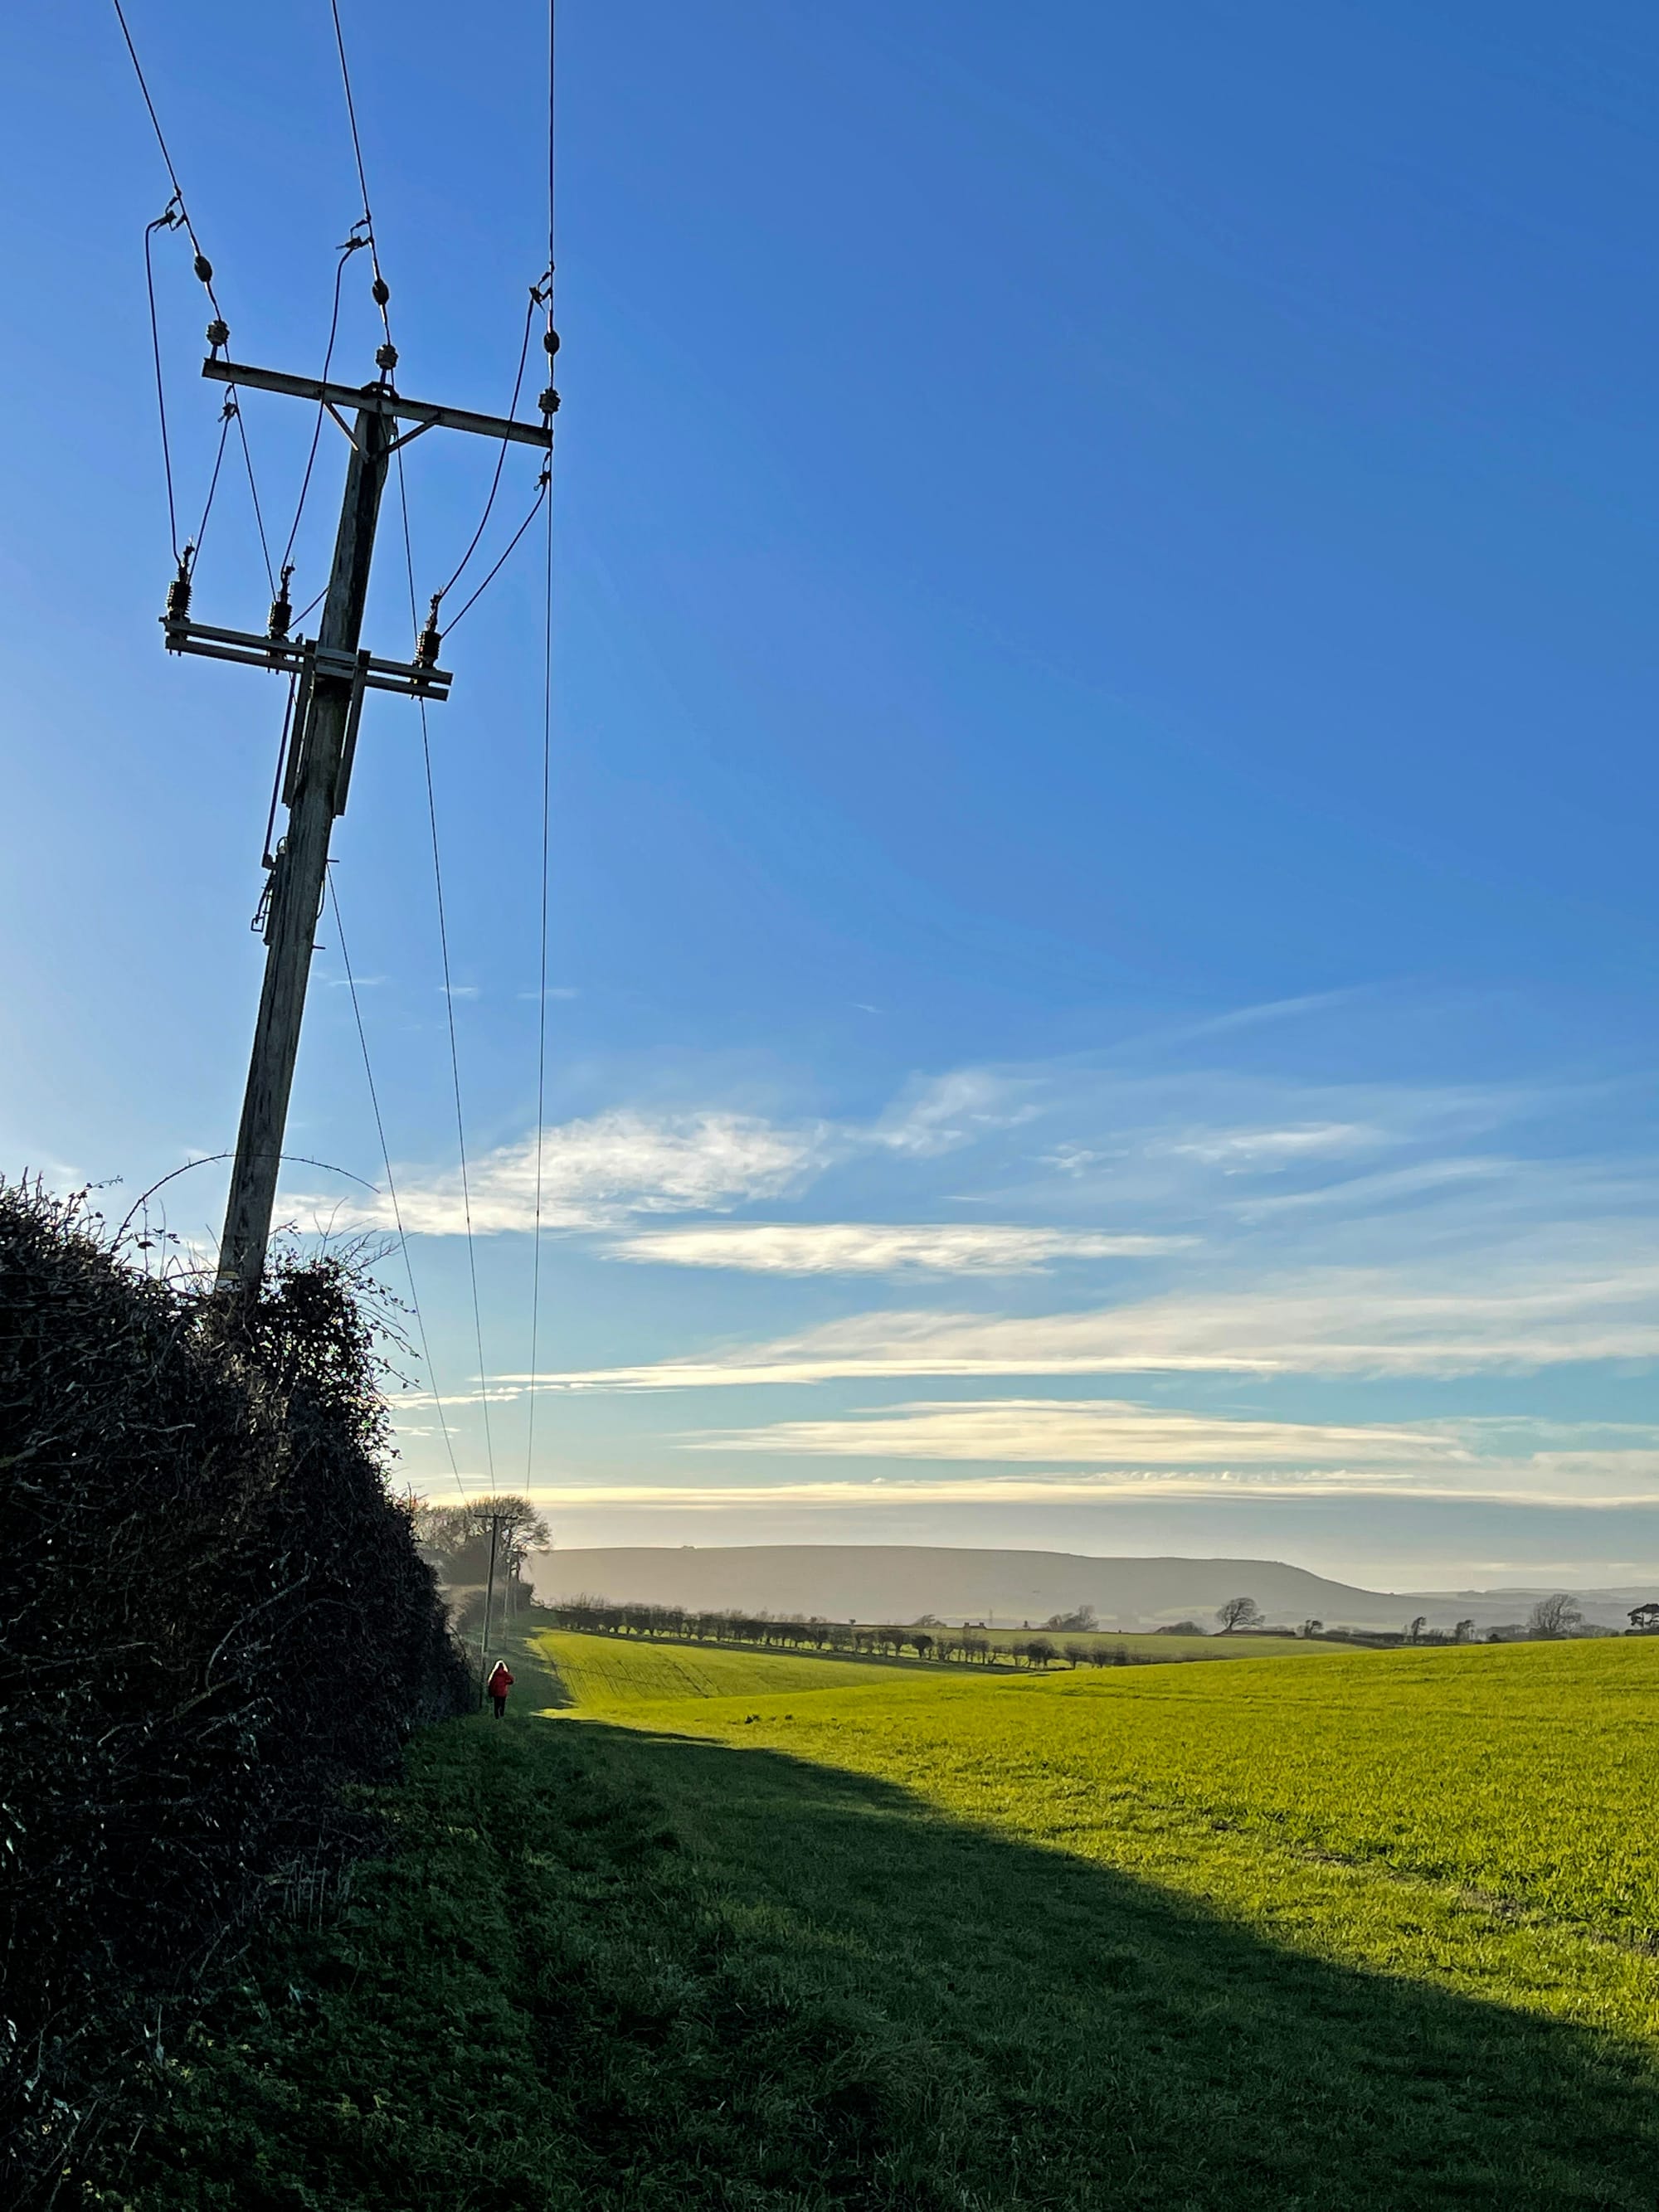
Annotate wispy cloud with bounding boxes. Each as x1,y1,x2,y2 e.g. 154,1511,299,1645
605,1223,1191,1276
1160,1121,1381,1169
873,1070,1042,1157
286,1109,826,1236
546,1237,1659,1388
693,1397,1457,1464
511,1456,1659,1509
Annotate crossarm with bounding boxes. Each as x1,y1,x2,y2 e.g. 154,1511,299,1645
203,357,553,450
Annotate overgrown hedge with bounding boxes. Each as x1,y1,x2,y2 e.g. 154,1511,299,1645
0,1181,471,2205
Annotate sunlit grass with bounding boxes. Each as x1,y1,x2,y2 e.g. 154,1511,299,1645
560,1632,1659,2038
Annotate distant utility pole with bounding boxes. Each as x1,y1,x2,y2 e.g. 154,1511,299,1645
479,1512,503,1700
163,341,554,1296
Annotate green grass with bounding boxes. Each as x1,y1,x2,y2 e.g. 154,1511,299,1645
601,1638,1659,1977
100,1631,1659,2210
533,1629,913,1707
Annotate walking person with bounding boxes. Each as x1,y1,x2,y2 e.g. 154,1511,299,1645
486,1659,514,1719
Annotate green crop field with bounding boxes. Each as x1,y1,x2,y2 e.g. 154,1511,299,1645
532,1626,911,1705
572,1635,1659,1969
107,1628,1659,2210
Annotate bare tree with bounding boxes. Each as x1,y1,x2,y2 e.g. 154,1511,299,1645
1216,1596,1262,1634
1453,1618,1477,1643
1526,1592,1583,1640
1045,1605,1098,1631
1627,1602,1659,1636
1404,1616,1428,1644
1301,1618,1324,1639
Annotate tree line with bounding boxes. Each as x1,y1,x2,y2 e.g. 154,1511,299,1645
541,1597,1174,1670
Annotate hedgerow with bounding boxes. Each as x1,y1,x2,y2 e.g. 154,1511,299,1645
0,1179,469,2205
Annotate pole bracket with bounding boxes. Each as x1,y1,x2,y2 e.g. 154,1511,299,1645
161,615,452,702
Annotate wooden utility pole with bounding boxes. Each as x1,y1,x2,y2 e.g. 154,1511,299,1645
162,348,554,1296
479,1511,503,1701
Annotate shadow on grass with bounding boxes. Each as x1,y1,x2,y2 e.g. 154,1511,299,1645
109,1703,1659,2212
581,1719,1659,2210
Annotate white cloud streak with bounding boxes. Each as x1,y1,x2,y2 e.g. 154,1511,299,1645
285,1110,825,1236
605,1223,1190,1276
510,1455,1659,1509
546,1248,1659,1388
691,1397,1458,1464
1160,1122,1381,1168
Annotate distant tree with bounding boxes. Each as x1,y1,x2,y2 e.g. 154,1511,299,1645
911,1612,944,1627
1023,1637,1057,1669
1301,1619,1324,1639
1061,1641,1091,1669
1216,1596,1262,1634
1527,1593,1584,1640
1627,1602,1659,1636
1045,1606,1098,1632
1404,1616,1428,1644
416,1495,549,1587
1156,1621,1205,1636
1453,1618,1477,1643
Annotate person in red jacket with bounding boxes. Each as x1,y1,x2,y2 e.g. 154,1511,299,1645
485,1660,514,1719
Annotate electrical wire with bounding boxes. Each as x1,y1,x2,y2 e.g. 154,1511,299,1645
190,399,236,566
114,1,276,591
260,671,299,869
435,470,551,637
395,447,499,1496
281,238,363,576
327,0,394,346
327,870,469,1504
143,211,182,560
524,0,558,1489
429,294,538,610
522,0,559,1489
111,2,216,302
324,0,497,1497
523,457,555,1488
235,412,277,596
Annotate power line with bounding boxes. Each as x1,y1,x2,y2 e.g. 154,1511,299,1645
190,399,236,565
525,0,559,1491
281,237,366,577
429,293,540,613
435,469,551,637
233,405,276,595
110,2,215,297
523,461,555,1488
325,0,499,1498
326,870,469,1505
114,1,276,592
327,0,394,345
394,449,500,1497
142,211,183,561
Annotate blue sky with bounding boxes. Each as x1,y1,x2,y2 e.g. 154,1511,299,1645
3,2,1657,1588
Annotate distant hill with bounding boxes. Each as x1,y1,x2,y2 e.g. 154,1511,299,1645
527,1544,1655,1633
